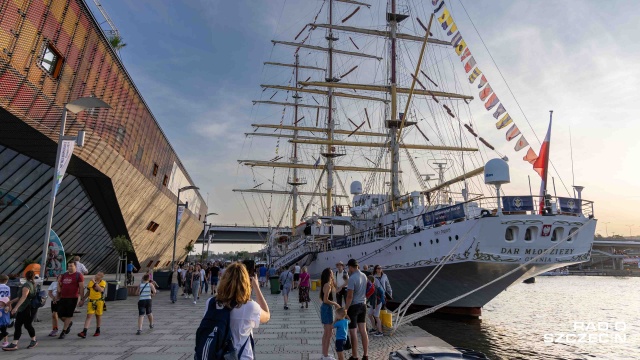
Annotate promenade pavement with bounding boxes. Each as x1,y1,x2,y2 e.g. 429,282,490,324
1,277,448,360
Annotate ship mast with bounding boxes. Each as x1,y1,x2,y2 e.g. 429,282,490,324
325,0,336,216
287,54,305,234
388,0,403,206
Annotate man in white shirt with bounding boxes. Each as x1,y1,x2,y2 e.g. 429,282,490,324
293,263,301,289
74,256,89,275
334,261,349,306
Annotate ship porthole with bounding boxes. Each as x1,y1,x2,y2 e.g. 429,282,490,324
430,240,433,244
436,239,439,243
449,236,452,241
419,242,422,246
455,235,459,240
414,243,416,247
399,246,402,250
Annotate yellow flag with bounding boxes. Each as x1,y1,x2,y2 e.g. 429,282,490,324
447,23,458,36
438,9,450,23
495,114,513,130
455,39,467,55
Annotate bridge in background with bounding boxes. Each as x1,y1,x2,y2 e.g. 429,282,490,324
195,225,269,245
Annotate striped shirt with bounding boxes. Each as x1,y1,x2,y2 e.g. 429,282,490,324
139,282,152,300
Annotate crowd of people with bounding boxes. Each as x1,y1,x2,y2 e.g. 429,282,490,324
0,255,392,360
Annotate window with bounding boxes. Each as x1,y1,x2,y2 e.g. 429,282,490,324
153,163,159,176
551,227,564,242
505,226,518,241
163,175,169,186
568,227,579,242
40,43,64,78
525,226,538,242
146,260,154,268
146,221,159,232
154,260,160,267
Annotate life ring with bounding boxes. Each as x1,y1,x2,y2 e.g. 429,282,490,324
480,209,491,217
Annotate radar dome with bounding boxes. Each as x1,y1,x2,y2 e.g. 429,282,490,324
484,158,510,185
350,181,363,195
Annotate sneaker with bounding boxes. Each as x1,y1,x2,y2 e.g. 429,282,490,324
193,301,197,304
48,330,58,337
78,331,86,338
374,331,384,337
27,340,37,349
149,324,154,329
347,357,358,360
2,343,17,351
64,321,73,334
368,328,376,333
362,356,369,360
1,342,8,348
301,305,304,309
93,331,100,337
136,330,141,335
58,332,66,339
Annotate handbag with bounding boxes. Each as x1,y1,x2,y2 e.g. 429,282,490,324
343,335,352,350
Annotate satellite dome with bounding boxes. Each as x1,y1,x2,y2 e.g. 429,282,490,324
484,158,510,185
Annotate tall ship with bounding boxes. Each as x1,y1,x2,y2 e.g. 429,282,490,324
235,0,596,316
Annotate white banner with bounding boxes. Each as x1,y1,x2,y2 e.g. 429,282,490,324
176,205,186,227
208,234,213,244
54,140,75,196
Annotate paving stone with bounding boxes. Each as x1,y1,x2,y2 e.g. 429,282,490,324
132,346,163,353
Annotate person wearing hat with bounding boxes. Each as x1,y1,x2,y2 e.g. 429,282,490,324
344,258,369,360
334,261,349,307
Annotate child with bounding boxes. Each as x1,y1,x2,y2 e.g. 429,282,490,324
136,274,156,335
367,275,385,337
47,280,59,336
333,307,350,360
0,297,10,348
0,275,9,299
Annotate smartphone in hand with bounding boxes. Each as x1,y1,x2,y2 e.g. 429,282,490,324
243,259,256,278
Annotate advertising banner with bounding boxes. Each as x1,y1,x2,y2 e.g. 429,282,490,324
45,229,66,278
422,204,465,226
502,196,534,212
54,140,75,196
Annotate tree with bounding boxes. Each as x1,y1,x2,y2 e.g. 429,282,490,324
183,243,195,262
109,35,127,52
112,235,133,282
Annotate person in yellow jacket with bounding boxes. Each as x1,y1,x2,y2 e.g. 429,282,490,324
77,272,106,338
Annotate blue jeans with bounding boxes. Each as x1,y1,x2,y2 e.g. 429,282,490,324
192,281,201,299
170,283,178,302
201,280,209,293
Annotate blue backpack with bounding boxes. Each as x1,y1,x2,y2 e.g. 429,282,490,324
194,298,253,360
29,283,47,309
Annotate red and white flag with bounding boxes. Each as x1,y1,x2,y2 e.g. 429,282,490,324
505,124,521,141
533,113,553,213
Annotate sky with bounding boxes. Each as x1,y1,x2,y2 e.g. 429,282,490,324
86,0,640,252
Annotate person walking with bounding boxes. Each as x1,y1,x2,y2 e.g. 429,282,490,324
200,264,208,296
366,275,385,337
126,261,137,285
209,262,220,295
0,296,10,348
184,265,194,299
136,274,156,335
192,264,202,304
56,262,84,339
298,266,311,309
293,263,301,289
78,272,106,338
258,265,268,288
47,279,60,337
344,259,369,360
335,261,349,307
169,264,180,303
2,270,37,351
373,265,392,305
319,268,340,360
200,262,270,360
279,267,294,310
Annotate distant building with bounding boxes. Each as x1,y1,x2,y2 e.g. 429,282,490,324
0,0,205,274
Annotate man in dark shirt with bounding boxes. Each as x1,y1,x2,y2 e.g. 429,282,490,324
56,262,84,339
209,263,220,295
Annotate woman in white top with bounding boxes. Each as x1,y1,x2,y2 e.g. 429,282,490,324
204,262,270,359
373,265,392,300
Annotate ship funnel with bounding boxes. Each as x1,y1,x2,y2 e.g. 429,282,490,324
484,159,510,215
350,181,363,195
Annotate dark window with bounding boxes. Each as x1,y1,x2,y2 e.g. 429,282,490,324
146,260,154,268
146,221,159,232
116,126,126,142
154,260,160,267
40,43,64,78
153,163,159,176
163,175,169,186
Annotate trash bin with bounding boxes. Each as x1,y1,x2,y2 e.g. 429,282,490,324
311,281,317,291
105,281,119,301
269,276,281,295
116,287,128,300
153,271,170,290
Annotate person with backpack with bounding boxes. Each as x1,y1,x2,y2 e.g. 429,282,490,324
56,262,84,339
77,272,106,338
197,262,270,360
366,275,385,337
136,274,156,335
372,265,392,305
2,270,37,351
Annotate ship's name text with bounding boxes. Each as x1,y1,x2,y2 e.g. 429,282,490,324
500,248,575,255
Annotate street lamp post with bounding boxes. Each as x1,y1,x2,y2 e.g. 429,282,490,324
172,185,199,270
603,222,610,237
40,97,111,279
201,212,218,261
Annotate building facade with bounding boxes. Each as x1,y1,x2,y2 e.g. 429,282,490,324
0,0,206,275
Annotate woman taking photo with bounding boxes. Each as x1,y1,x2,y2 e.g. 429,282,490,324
3,270,37,351
202,262,270,359
319,268,340,360
298,266,311,309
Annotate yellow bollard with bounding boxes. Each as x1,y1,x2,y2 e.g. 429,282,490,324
380,309,393,328
311,281,317,291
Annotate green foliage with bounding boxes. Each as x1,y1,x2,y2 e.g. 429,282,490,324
184,243,195,253
112,235,133,255
109,35,127,51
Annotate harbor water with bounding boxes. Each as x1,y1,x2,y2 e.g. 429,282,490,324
415,276,639,360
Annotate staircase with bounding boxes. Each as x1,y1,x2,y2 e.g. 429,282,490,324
272,243,316,270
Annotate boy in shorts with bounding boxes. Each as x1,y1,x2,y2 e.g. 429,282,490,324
47,280,59,336
333,307,350,360
78,272,106,338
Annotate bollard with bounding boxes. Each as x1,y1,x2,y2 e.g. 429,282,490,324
380,309,393,328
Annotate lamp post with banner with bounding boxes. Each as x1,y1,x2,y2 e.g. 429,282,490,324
201,213,218,261
172,185,199,269
40,97,111,279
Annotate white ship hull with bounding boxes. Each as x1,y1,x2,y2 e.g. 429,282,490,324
300,214,595,313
